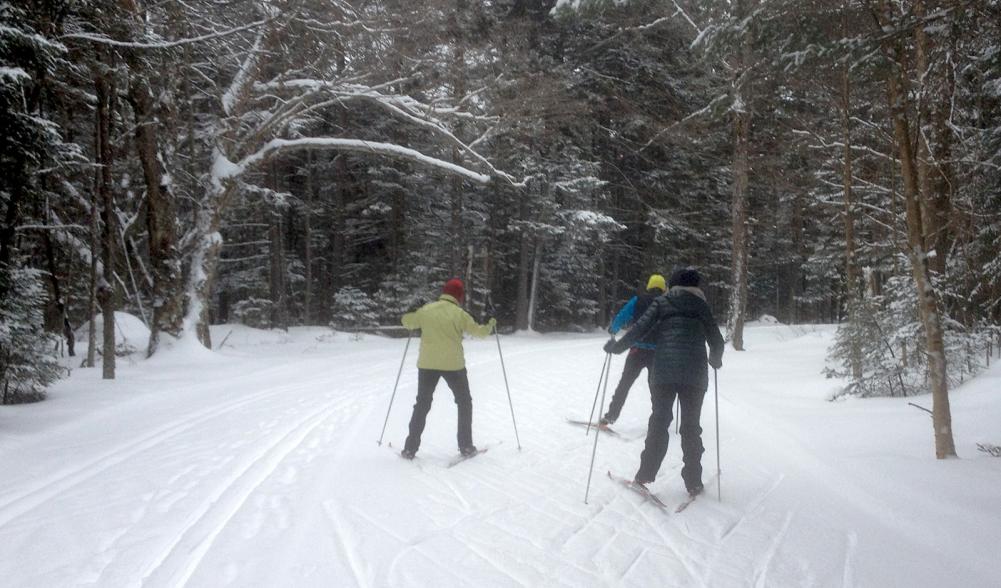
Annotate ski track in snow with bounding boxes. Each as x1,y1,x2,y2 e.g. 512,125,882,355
719,473,786,542
0,381,288,527
1,326,1000,587
751,510,793,588
841,531,858,588
139,403,340,586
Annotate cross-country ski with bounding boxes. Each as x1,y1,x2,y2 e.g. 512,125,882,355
446,446,491,468
565,418,621,437
607,471,669,510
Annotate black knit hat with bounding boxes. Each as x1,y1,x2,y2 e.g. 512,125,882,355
668,268,701,288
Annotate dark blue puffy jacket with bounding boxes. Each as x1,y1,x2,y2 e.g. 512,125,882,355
611,287,724,391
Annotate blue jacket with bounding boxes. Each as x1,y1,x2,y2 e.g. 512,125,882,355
609,294,658,350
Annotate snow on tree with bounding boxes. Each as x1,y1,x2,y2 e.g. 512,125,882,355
0,2,74,400
0,267,62,404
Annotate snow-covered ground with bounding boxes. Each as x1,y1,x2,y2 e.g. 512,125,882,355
1,323,999,587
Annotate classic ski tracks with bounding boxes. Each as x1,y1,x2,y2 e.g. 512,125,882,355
0,360,395,529
138,399,344,586
0,383,290,528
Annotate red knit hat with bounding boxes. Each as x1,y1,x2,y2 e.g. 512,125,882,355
442,278,464,303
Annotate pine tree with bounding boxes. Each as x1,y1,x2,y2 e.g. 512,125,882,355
0,2,68,401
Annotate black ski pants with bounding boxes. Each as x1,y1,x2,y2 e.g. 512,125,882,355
604,348,655,422
404,368,473,454
634,381,706,490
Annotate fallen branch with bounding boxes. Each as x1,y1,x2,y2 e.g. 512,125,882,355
977,443,1001,457
907,402,933,416
217,329,234,350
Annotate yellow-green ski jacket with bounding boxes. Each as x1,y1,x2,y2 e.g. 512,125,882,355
401,294,494,371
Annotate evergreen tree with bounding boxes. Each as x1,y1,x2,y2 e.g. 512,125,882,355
0,2,69,401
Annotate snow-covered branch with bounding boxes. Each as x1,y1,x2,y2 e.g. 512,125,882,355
671,0,702,33
62,18,271,49
222,26,267,116
232,138,493,184
639,93,730,151
249,77,515,183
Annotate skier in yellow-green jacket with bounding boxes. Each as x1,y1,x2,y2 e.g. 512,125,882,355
400,278,496,460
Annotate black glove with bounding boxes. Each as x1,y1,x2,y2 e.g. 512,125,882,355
709,355,722,370
603,339,616,354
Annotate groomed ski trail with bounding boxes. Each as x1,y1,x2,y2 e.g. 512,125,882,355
0,325,998,587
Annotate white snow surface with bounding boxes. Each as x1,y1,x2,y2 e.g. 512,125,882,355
1,324,999,587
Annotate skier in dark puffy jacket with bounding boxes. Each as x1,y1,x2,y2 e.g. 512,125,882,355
604,268,724,496
600,274,666,426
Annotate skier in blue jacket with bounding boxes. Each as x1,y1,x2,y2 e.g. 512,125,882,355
600,274,666,426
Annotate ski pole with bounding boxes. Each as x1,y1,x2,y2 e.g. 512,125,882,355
714,368,721,502
377,332,412,446
486,296,521,451
584,349,613,504
672,396,680,436
586,339,613,436
494,323,521,450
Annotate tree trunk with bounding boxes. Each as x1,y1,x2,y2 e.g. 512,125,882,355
913,0,951,277
481,243,492,322
390,184,405,273
598,253,608,328
515,180,532,330
449,0,467,278
0,168,22,268
87,131,99,368
304,151,314,324
728,88,751,350
840,15,862,381
608,247,616,324
449,154,466,278
925,10,955,278
96,71,116,379
465,244,475,310
515,233,531,331
332,157,346,292
184,184,231,349
269,162,287,330
882,3,956,457
129,71,182,356
269,216,287,330
527,240,542,331
727,0,753,351
42,227,75,356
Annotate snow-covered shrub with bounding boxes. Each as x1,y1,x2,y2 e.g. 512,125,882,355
331,287,379,329
74,312,151,358
827,276,994,398
0,266,62,404
373,277,429,325
230,297,274,329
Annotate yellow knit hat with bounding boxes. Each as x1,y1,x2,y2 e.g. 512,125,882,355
646,274,666,292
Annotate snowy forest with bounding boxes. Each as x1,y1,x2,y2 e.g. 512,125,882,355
3,0,1001,435
4,1,1001,585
